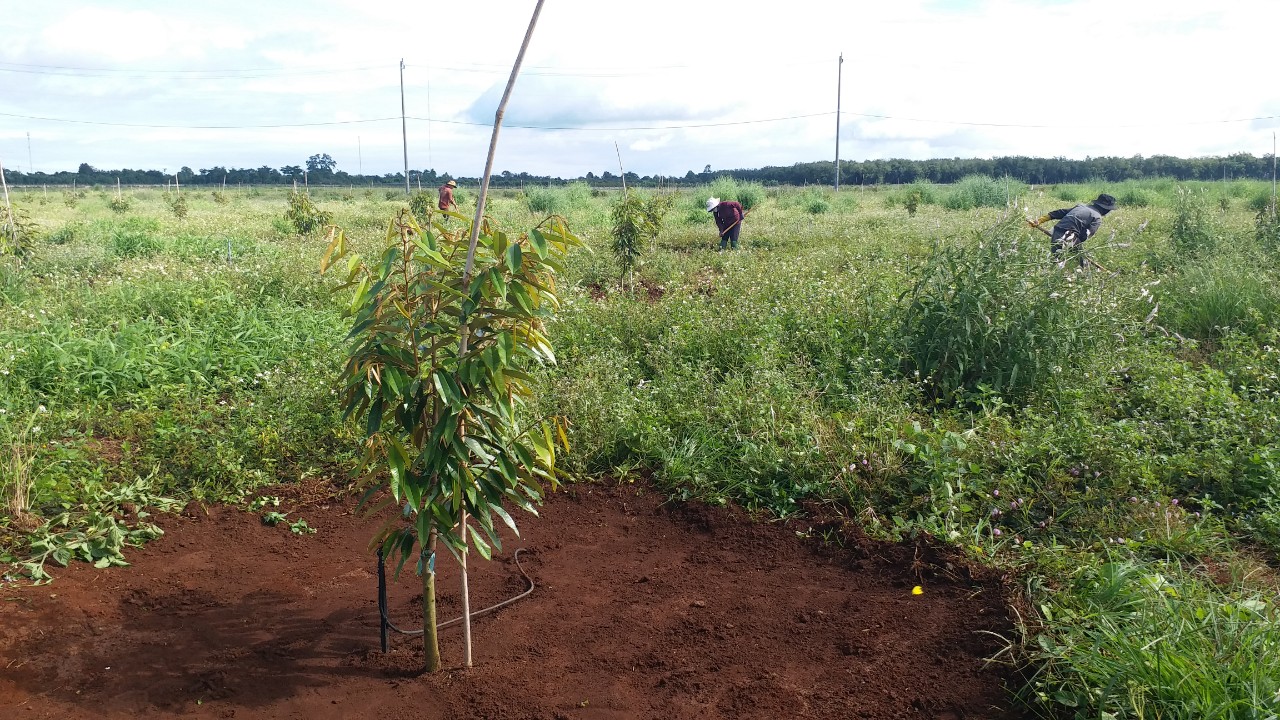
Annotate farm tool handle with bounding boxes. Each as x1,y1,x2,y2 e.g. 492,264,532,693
1026,218,1112,274
376,547,536,649
719,208,750,236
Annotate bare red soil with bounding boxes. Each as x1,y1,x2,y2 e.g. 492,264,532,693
1,481,1023,719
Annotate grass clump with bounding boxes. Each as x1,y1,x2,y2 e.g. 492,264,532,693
1162,256,1280,342
944,174,1024,210
107,217,163,258
526,181,592,215
707,177,765,210
1025,560,1280,720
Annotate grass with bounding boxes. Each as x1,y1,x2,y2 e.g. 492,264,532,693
2,179,1279,717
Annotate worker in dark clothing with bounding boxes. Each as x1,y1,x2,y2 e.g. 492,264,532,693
1031,193,1116,267
706,197,745,250
438,179,458,212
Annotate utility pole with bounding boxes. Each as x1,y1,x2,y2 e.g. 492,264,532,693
358,136,363,177
26,132,33,174
1272,131,1276,213
400,59,410,195
834,53,843,192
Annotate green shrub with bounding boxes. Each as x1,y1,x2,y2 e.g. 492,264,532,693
46,222,82,246
793,188,830,214
211,191,230,205
1247,189,1276,213
284,191,332,235
894,218,1101,405
1256,202,1280,251
1170,186,1216,257
163,192,189,220
107,196,133,214
888,181,937,215
611,192,671,282
408,191,436,224
0,206,38,264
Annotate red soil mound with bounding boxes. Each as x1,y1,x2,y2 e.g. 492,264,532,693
0,481,1022,719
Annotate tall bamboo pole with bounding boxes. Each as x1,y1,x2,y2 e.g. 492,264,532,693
0,158,15,248
455,0,547,670
834,53,843,192
400,59,410,196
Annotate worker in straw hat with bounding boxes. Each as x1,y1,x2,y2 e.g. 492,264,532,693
706,196,745,250
438,178,459,212
1030,193,1116,268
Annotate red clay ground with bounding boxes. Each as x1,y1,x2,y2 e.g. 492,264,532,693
1,481,1024,719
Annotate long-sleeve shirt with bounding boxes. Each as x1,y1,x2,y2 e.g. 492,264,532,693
711,201,744,233
1047,203,1103,241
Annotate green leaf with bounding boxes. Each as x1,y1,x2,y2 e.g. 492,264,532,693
367,395,385,436
528,229,549,258
505,242,523,272
470,531,493,561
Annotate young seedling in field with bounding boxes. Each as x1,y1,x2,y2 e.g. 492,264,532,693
610,192,670,293
289,519,315,535
322,205,578,672
261,511,288,526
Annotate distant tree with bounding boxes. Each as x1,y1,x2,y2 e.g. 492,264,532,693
77,163,96,176
306,153,337,173
280,165,304,181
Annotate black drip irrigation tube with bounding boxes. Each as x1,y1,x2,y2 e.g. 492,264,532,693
375,547,536,652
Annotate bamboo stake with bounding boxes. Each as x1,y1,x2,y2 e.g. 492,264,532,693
0,158,15,248
456,0,547,671
615,141,627,199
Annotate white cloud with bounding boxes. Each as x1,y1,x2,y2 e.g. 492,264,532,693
1,0,1277,177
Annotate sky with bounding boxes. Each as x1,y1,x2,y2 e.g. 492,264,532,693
1,0,1278,179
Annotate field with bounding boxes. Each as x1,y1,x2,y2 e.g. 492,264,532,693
2,177,1279,718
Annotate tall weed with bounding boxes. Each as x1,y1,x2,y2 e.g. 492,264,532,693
894,218,1102,405
1171,186,1217,257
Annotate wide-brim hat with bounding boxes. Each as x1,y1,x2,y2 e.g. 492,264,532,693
445,180,457,187
1092,193,1116,212
706,197,721,212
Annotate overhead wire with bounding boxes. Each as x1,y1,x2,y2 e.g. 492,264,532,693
3,107,1276,133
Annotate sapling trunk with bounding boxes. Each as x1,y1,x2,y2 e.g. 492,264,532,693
460,513,472,668
422,526,441,672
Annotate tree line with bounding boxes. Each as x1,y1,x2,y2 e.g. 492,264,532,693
5,152,1276,188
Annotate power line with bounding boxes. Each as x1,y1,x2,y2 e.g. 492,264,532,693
4,107,1278,134
0,64,388,80
407,112,836,131
0,109,834,132
0,58,829,80
0,111,399,129
845,110,1280,129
